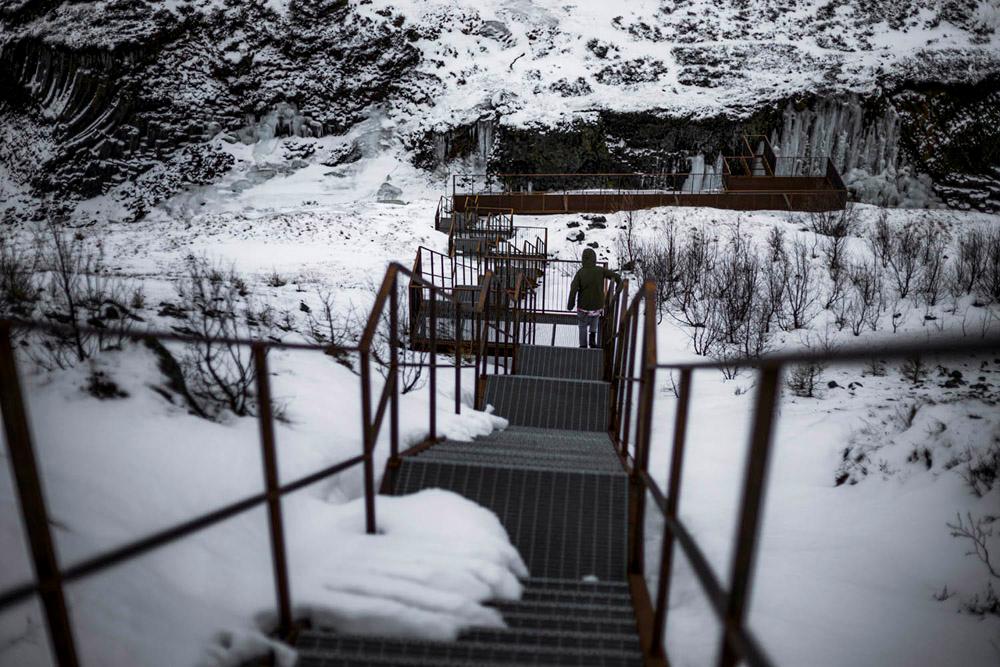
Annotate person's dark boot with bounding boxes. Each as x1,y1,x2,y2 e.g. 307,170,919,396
588,332,599,348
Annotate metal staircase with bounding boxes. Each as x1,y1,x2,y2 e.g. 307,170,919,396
297,337,642,665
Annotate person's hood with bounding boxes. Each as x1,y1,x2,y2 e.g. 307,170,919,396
582,248,597,267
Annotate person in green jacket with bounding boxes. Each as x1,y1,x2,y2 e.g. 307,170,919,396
567,248,622,349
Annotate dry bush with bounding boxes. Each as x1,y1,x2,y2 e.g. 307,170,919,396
809,203,858,238
885,222,923,299
786,330,837,398
303,289,354,351
173,255,266,418
899,355,928,385
918,230,948,307
0,231,40,317
979,228,1000,302
787,362,825,398
630,219,680,321
34,223,136,369
778,239,819,331
843,258,886,336
950,228,989,295
349,280,427,394
867,210,893,269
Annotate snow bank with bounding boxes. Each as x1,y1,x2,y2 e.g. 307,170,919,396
0,341,518,666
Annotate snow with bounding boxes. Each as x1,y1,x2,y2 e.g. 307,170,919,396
3,139,1000,665
0,288,514,665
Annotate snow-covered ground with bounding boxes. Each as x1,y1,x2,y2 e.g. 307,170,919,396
2,143,1000,665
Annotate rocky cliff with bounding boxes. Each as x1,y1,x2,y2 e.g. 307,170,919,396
1,0,998,219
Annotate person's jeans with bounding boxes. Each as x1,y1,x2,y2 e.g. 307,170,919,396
577,310,600,347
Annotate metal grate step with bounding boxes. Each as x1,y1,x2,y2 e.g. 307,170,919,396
458,628,640,652
419,447,619,465
414,454,621,474
417,446,619,468
501,613,637,636
518,578,631,593
394,459,628,581
484,376,609,432
489,600,635,619
428,443,619,461
517,345,604,381
295,632,641,666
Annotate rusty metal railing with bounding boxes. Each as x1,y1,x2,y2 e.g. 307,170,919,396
607,280,1000,667
0,261,479,666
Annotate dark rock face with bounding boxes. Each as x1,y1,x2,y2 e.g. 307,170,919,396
0,0,419,208
2,0,999,216
432,84,1000,211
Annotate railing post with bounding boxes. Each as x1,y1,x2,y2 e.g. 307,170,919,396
0,324,81,666
358,347,377,535
628,282,658,576
718,364,781,667
650,367,693,659
454,294,462,414
389,277,400,463
620,305,640,456
252,344,294,636
428,287,438,440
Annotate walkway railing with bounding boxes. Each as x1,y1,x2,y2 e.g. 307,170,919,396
607,280,1000,667
0,262,471,667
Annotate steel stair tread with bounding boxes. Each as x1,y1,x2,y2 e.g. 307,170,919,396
517,345,605,381
295,632,641,665
484,376,610,432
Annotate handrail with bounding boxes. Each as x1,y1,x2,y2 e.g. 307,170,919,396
608,279,1000,667
0,260,471,666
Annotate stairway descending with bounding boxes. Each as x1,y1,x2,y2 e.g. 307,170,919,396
295,344,641,665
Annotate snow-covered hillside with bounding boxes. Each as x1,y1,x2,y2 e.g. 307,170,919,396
1,1,999,663
2,147,999,664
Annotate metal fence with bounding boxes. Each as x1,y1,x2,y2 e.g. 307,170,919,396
0,262,472,667
605,280,1000,667
6,261,997,667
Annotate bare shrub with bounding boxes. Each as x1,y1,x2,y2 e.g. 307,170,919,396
614,204,642,270
822,234,848,280
633,220,679,321
947,512,999,580
174,255,264,418
885,222,923,299
918,231,948,307
766,225,786,264
824,257,849,313
864,358,887,376
946,511,1000,621
671,227,718,327
786,330,837,397
978,228,1000,302
0,231,40,317
957,442,1000,498
266,269,288,288
844,258,886,335
35,223,135,369
670,228,726,356
778,239,818,330
809,203,858,238
787,363,825,398
951,228,989,295
899,355,928,384
867,210,893,269
351,281,427,394
712,225,773,362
